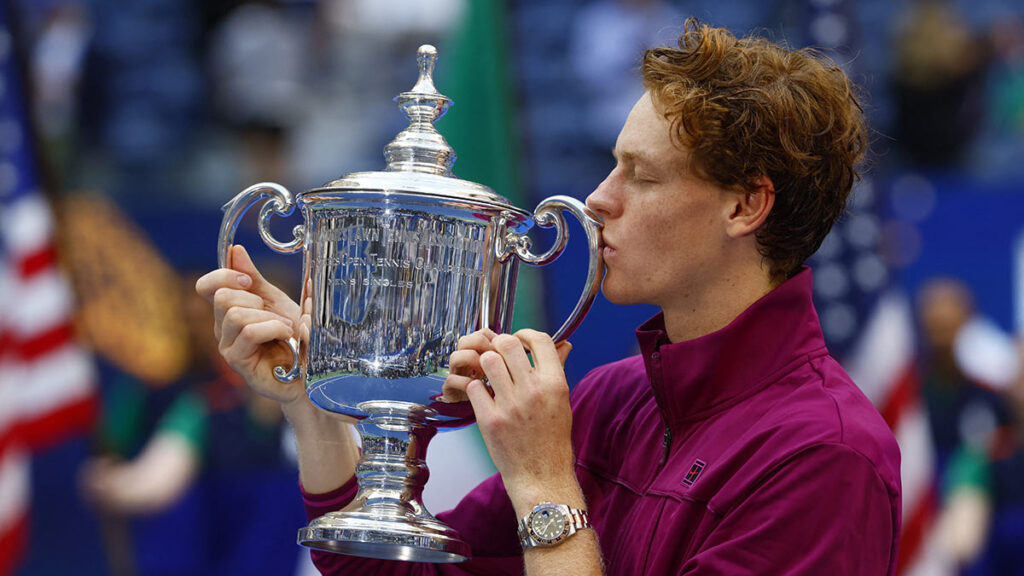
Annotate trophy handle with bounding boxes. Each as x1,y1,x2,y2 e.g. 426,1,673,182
512,195,605,343
217,182,305,383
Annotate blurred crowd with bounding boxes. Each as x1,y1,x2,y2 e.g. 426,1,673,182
7,0,1024,575
19,0,465,210
18,0,1024,211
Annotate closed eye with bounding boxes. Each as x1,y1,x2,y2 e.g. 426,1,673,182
613,148,660,185
631,170,658,185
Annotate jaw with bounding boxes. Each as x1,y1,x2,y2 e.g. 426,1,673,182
599,265,664,308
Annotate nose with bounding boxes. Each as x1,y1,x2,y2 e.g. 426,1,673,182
585,170,620,219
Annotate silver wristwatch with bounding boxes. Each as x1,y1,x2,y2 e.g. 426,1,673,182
517,502,591,549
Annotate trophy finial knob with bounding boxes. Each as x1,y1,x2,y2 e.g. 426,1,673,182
384,44,457,176
412,45,439,94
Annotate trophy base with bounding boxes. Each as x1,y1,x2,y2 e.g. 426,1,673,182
297,508,471,563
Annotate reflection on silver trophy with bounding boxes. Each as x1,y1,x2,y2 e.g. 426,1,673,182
216,45,604,563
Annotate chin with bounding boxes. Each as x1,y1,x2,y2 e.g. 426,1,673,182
600,277,647,306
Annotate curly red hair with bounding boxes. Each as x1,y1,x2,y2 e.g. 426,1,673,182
642,19,868,283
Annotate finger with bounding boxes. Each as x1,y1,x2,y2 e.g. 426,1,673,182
196,268,253,302
465,379,495,420
299,311,311,344
300,286,313,343
220,307,294,351
442,373,473,392
213,288,265,340
556,341,573,366
222,319,295,366
491,334,534,382
479,350,514,403
229,245,292,304
449,349,483,378
515,329,562,378
213,287,264,321
441,374,475,403
457,330,496,353
303,278,313,315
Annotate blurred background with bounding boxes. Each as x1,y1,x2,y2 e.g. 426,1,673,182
3,0,1024,574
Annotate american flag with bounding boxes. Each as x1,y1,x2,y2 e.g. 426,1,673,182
810,174,941,576
0,4,97,572
802,1,949,573
824,172,1013,575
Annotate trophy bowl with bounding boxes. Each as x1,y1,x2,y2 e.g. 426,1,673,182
216,45,603,563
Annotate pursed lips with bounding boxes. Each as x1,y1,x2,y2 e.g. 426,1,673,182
600,235,616,259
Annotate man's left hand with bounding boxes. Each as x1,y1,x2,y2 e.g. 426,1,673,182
454,329,576,510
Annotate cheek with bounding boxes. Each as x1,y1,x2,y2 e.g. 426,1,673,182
630,198,677,240
641,213,689,252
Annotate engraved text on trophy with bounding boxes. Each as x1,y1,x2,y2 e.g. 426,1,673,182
307,210,490,388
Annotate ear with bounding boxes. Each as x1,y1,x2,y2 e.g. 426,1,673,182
724,175,775,238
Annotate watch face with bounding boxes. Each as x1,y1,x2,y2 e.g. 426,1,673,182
528,506,568,543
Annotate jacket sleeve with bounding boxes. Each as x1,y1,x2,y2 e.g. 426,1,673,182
302,473,524,575
681,443,900,575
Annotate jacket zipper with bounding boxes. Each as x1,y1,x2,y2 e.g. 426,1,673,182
650,350,673,468
658,410,673,468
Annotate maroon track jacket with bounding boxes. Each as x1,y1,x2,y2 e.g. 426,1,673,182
303,268,902,575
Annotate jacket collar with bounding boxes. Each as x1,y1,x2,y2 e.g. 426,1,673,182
636,268,828,427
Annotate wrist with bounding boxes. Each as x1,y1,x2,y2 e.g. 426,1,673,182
281,394,319,424
283,396,355,442
285,398,361,495
507,475,587,519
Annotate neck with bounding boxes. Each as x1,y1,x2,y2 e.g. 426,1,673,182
660,264,776,343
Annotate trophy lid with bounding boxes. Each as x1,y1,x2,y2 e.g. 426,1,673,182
314,45,516,208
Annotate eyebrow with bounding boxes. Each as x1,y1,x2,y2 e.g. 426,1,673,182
613,149,664,176
611,149,648,165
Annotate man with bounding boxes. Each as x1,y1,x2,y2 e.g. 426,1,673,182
197,20,901,575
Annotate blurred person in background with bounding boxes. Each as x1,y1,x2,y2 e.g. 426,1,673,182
916,278,1012,474
29,0,90,177
889,0,988,170
929,333,1024,576
199,19,901,575
915,277,1015,573
207,0,307,189
81,273,306,576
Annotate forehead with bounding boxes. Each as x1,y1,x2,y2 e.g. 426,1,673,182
615,92,686,167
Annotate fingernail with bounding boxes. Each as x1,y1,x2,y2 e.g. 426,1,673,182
237,275,252,288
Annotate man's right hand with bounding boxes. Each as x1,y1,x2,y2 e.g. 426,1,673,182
197,244,358,495
195,244,305,406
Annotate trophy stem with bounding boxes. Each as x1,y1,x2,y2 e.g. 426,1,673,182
297,405,471,563
354,408,433,515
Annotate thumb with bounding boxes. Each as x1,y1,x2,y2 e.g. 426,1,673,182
229,245,270,293
556,341,573,366
229,245,298,315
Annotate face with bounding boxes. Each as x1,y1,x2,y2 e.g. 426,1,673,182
586,92,735,310
917,281,972,353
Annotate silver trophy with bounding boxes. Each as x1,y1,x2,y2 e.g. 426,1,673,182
217,45,603,563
